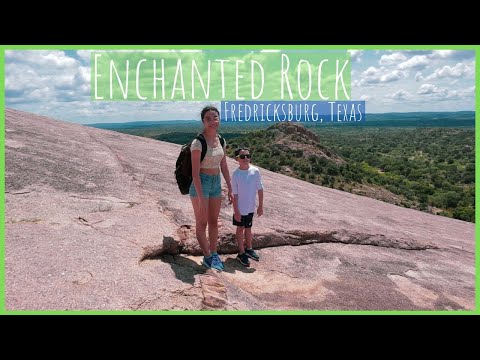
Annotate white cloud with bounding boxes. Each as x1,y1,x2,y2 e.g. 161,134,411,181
417,84,437,95
415,72,424,82
358,66,404,85
380,70,403,83
379,52,407,66
398,55,430,70
417,84,456,99
5,51,90,108
363,66,379,76
430,50,455,59
391,90,411,101
6,50,78,69
76,66,91,84
5,63,42,91
430,50,475,60
424,62,474,81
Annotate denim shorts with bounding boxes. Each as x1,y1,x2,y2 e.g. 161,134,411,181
189,173,222,198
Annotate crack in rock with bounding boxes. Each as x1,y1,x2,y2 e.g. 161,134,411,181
7,218,43,224
69,195,140,208
76,216,139,248
141,228,438,259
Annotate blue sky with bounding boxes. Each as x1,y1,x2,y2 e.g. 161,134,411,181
4,49,475,124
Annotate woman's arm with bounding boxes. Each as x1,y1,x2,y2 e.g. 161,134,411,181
220,155,233,204
191,149,206,210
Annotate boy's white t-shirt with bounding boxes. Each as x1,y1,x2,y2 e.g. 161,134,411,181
232,165,264,215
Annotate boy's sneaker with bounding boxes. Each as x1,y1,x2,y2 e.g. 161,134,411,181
237,253,250,267
245,248,260,261
211,252,224,270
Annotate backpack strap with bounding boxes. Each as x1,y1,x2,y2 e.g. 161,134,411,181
218,134,225,149
196,134,208,162
196,133,225,163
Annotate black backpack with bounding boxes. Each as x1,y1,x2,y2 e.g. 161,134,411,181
174,134,225,195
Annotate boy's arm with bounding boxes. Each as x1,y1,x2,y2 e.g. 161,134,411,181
256,170,264,217
233,194,241,221
257,189,264,217
232,173,241,221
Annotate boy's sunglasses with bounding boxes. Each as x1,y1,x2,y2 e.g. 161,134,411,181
238,154,251,159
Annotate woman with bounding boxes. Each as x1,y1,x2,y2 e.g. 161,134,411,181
189,106,233,271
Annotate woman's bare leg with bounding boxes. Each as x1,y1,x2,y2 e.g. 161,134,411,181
190,197,210,256
207,196,222,253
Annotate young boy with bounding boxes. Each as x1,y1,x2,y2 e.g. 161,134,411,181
232,147,264,267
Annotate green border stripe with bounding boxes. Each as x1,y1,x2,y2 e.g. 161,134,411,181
0,45,478,315
472,47,478,314
2,309,479,315
2,44,480,50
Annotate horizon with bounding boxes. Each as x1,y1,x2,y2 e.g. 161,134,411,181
4,106,474,126
83,109,474,125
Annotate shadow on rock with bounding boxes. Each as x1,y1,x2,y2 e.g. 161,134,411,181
159,255,206,285
222,257,256,274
